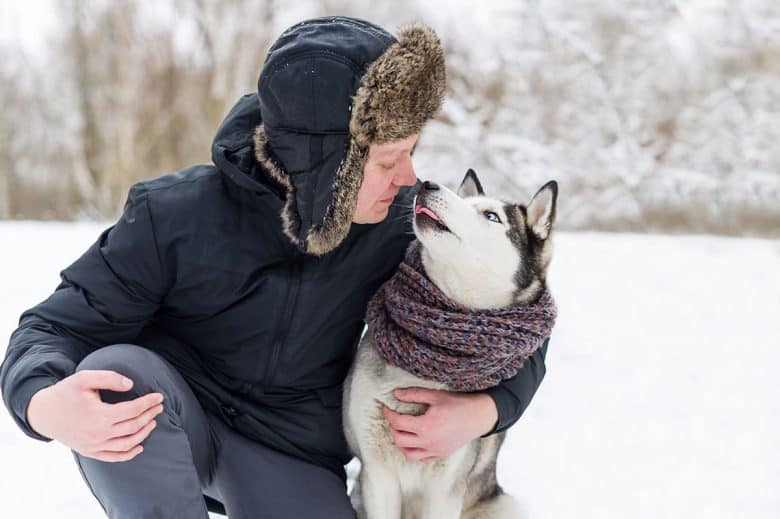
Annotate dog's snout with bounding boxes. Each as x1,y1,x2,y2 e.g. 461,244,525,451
422,180,440,191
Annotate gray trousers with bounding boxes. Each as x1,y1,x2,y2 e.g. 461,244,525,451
73,344,355,519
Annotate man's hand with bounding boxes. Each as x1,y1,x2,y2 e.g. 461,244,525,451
26,370,164,462
382,387,498,462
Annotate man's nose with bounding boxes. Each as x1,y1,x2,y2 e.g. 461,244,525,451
393,155,417,187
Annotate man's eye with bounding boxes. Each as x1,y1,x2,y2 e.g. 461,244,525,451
484,211,501,223
380,162,395,170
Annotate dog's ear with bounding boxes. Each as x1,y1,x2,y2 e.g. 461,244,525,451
527,181,558,240
457,169,485,198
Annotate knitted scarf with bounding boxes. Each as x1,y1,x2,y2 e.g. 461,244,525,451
365,241,557,392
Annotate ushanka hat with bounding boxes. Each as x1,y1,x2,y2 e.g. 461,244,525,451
253,17,446,255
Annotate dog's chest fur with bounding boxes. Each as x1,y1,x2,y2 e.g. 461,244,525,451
344,331,496,517
346,332,457,462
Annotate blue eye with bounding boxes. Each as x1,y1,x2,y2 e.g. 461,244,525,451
484,211,501,223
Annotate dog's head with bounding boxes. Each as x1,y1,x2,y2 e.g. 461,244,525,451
413,169,558,309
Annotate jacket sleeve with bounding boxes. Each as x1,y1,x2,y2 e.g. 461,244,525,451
0,184,167,441
483,337,549,435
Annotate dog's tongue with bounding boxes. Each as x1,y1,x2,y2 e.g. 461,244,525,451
415,205,440,222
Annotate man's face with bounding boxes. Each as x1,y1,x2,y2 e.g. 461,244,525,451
353,133,419,224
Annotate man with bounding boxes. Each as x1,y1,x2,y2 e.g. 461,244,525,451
0,16,548,518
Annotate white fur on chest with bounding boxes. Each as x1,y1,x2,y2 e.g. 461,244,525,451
344,335,479,518
346,337,453,462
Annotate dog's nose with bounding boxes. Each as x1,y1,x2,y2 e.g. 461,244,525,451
422,180,440,191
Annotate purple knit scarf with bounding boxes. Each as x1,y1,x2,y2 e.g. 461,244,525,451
365,241,557,392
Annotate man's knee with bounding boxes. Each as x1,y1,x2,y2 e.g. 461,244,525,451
77,343,161,373
76,344,168,403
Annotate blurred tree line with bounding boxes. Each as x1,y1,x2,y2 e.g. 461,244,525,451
0,0,778,237
1,0,277,218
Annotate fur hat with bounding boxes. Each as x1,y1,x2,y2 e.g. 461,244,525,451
253,18,445,255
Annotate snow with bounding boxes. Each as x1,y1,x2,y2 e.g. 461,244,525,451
1,221,778,517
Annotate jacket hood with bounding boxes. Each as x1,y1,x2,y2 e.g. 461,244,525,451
211,93,280,202
251,16,445,255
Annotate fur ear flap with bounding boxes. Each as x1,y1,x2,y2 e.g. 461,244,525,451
457,169,485,198
527,180,558,240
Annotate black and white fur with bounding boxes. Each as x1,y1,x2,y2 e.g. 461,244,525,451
343,170,558,519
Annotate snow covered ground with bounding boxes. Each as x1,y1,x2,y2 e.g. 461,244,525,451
0,221,778,518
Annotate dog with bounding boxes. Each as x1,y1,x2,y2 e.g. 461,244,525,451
343,169,558,519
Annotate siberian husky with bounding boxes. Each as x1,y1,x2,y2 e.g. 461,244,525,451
343,169,558,519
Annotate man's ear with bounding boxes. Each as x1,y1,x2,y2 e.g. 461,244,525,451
457,169,485,198
526,181,558,240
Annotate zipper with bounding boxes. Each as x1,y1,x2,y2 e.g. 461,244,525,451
263,261,302,387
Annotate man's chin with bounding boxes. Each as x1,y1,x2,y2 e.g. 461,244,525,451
353,205,390,224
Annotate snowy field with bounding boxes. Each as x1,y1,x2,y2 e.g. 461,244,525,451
0,221,778,518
